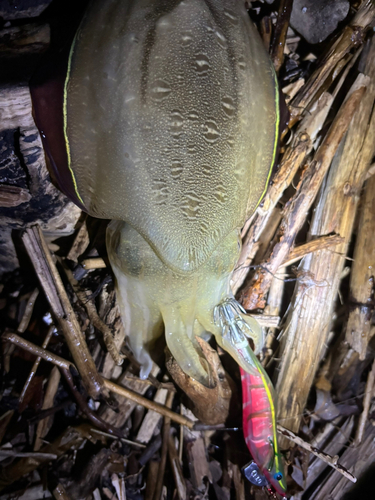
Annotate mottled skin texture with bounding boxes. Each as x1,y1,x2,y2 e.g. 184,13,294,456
63,0,279,385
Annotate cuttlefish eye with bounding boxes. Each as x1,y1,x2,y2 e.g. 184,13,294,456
274,472,283,481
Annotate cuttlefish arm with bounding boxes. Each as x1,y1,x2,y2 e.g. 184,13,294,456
214,298,264,375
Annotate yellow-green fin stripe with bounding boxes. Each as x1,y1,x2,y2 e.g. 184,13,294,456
255,67,280,209
63,30,84,205
252,354,282,486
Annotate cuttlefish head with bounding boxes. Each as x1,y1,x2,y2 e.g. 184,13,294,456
107,220,264,386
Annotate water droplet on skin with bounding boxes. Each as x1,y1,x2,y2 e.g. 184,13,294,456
223,8,238,24
157,18,171,30
170,160,183,179
169,110,184,137
129,33,139,44
201,165,212,177
150,80,172,100
222,96,236,117
181,31,193,46
203,120,220,142
214,183,228,203
215,30,228,48
188,111,199,121
187,142,198,153
238,56,246,70
194,54,210,74
151,178,169,205
124,93,136,103
200,220,209,232
226,136,235,148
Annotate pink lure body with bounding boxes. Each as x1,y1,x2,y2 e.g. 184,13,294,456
240,365,286,496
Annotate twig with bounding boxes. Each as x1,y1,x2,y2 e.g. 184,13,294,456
280,234,344,268
241,75,368,310
19,325,55,404
168,431,187,500
22,224,106,400
153,391,174,500
17,288,39,333
276,38,375,445
345,92,375,358
270,0,294,73
111,473,126,500
0,450,57,460
262,265,287,367
248,314,280,328
354,357,375,445
66,219,89,263
259,15,272,51
60,367,124,438
81,257,106,270
3,331,76,371
2,332,196,429
232,132,312,295
90,428,146,448
61,261,125,365
290,0,375,125
0,424,94,491
34,365,61,450
277,424,357,483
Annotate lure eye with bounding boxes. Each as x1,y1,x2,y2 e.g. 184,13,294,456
274,472,283,481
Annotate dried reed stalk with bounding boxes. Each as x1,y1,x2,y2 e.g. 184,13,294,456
276,37,375,445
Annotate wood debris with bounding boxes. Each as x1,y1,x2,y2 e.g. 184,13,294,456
1,1,375,499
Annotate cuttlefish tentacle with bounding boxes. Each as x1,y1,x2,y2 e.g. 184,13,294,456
107,219,216,385
161,304,213,386
214,298,264,355
212,298,264,377
107,221,164,379
110,264,162,379
108,219,265,383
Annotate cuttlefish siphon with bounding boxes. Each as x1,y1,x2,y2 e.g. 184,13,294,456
31,0,280,388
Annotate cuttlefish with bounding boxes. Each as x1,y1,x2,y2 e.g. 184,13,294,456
31,0,279,388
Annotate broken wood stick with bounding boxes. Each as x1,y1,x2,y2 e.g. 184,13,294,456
276,39,375,444
241,74,368,310
280,234,344,268
290,0,375,125
22,224,107,400
153,391,174,500
277,425,357,483
2,331,196,429
345,160,375,359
